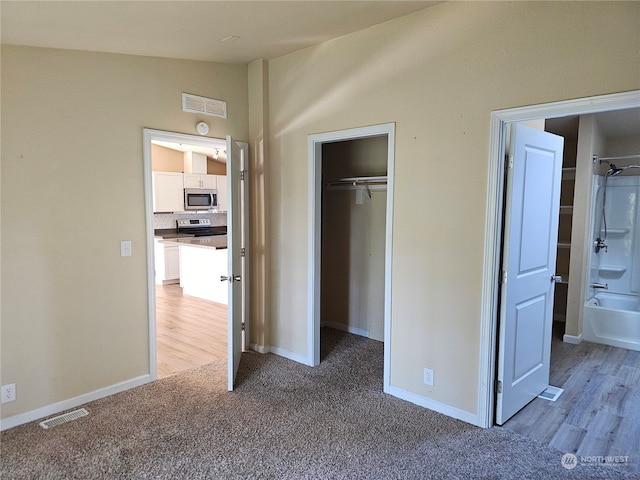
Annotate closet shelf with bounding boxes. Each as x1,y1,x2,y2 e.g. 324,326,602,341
326,176,388,191
559,206,573,214
562,167,576,180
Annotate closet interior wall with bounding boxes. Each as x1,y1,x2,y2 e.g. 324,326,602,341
321,136,388,341
545,117,579,327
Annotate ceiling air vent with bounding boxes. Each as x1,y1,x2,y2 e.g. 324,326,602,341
182,93,227,119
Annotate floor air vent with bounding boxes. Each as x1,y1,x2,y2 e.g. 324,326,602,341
39,408,89,429
182,93,227,118
538,386,563,402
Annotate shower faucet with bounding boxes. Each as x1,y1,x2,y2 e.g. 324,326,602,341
594,237,608,253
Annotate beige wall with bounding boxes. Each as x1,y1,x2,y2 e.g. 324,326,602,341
152,144,183,172
247,59,270,349
265,1,640,414
152,144,226,174
2,1,639,425
0,45,247,418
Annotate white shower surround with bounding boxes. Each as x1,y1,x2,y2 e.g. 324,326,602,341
584,174,640,351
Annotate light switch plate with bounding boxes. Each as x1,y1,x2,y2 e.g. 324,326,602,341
120,240,132,257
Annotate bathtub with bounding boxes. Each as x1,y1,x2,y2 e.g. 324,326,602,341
583,292,640,351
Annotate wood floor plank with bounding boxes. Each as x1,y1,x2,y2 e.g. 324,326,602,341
520,402,568,445
549,422,587,453
156,284,227,379
596,345,627,376
576,410,621,457
502,335,639,465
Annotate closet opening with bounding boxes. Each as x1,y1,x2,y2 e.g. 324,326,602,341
321,137,387,343
308,123,395,392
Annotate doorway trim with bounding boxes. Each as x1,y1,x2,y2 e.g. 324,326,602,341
478,90,640,428
307,122,395,391
143,128,227,381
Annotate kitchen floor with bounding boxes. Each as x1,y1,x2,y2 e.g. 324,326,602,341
156,284,227,378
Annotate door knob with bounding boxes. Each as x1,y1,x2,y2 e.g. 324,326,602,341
551,275,563,283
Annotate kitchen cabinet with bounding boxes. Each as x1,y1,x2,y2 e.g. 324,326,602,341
153,171,184,213
154,239,180,284
183,151,207,174
215,175,227,212
183,173,217,189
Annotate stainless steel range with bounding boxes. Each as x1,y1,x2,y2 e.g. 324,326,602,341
176,218,227,237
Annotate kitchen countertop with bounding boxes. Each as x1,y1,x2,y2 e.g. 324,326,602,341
160,235,227,250
154,229,192,239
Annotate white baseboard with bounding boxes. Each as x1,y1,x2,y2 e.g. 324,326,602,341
386,384,480,427
247,343,269,354
321,321,369,338
0,374,151,431
269,346,313,366
563,333,582,345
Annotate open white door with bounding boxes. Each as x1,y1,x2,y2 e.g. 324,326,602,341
225,135,247,391
496,124,564,425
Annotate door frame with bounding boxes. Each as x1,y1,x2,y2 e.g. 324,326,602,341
308,122,395,392
478,90,640,428
143,127,228,381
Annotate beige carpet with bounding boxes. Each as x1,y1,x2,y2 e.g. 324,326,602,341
1,329,636,479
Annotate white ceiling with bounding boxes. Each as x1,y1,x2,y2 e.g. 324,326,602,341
154,139,227,162
1,1,440,64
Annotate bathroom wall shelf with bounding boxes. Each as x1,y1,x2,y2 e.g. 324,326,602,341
598,265,627,279
605,228,630,236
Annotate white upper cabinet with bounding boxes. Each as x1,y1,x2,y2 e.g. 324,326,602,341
215,175,227,212
153,171,184,212
183,151,207,174
184,173,217,189
183,151,217,189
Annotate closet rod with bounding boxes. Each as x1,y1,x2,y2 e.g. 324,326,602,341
595,154,640,162
326,176,387,187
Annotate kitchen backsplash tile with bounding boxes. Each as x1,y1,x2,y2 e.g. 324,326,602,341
154,212,227,229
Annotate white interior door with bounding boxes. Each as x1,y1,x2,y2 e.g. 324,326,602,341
496,124,564,425
225,135,247,391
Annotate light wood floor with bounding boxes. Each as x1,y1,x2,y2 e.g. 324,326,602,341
501,323,640,463
156,284,227,379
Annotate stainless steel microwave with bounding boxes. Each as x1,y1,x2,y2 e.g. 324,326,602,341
184,188,217,211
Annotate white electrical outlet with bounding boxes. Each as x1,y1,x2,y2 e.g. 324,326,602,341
120,240,132,257
423,368,434,386
1,383,16,403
